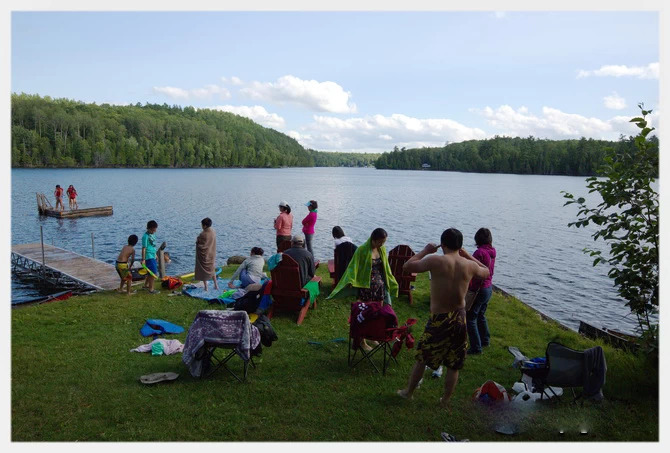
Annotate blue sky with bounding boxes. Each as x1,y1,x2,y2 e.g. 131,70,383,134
9,10,660,153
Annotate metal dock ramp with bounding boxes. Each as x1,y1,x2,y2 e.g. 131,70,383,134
11,243,122,291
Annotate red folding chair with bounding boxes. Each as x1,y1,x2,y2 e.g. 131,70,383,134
347,301,416,375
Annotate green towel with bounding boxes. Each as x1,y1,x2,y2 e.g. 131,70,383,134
327,238,398,299
219,289,236,299
303,279,320,305
151,342,164,356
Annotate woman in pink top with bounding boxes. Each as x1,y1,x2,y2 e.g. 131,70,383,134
302,200,318,257
274,201,293,251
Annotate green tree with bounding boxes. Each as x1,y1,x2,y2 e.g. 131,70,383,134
562,104,658,357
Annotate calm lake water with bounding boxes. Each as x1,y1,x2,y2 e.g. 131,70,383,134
10,167,641,333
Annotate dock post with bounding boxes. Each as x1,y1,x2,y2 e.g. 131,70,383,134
91,233,95,259
40,226,45,266
158,250,165,279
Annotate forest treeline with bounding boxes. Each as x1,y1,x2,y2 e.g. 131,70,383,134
12,93,658,176
310,150,378,167
375,135,659,176
11,93,378,169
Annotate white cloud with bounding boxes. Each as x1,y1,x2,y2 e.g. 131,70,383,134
291,113,487,152
493,11,506,19
153,86,190,100
604,92,627,110
221,76,243,86
238,75,357,113
472,105,659,140
209,105,285,130
153,84,231,101
576,62,659,80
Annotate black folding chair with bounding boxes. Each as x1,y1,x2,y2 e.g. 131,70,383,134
520,341,586,403
195,342,256,382
182,310,260,382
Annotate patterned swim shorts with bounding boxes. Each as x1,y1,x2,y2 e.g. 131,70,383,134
116,262,132,281
415,309,467,371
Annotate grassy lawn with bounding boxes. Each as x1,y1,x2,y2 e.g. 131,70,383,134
11,263,658,441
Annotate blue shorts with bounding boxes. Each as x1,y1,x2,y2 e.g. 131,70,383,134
145,258,158,275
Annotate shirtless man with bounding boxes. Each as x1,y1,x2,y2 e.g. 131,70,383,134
397,228,490,408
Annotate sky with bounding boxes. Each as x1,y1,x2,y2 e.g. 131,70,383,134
8,7,661,154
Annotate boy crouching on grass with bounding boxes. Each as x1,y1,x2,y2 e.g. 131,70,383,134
116,234,138,295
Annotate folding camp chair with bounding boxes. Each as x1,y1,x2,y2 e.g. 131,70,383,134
349,316,398,375
348,301,416,375
520,341,588,403
182,310,260,382
388,244,418,304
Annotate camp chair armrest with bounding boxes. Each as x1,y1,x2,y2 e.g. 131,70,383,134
309,276,322,284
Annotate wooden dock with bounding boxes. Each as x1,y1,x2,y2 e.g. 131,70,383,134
12,243,124,291
41,206,113,218
36,192,113,218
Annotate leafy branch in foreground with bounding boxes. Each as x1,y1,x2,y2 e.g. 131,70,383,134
561,103,658,357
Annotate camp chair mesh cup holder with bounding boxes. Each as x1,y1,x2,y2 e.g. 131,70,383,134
194,342,257,382
347,317,400,376
518,341,588,403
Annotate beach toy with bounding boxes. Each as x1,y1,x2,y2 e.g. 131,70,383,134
141,263,158,279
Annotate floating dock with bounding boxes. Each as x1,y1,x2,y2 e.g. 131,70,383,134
12,243,125,291
40,206,113,218
36,192,113,218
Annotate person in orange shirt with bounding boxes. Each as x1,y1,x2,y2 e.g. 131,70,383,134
273,201,293,251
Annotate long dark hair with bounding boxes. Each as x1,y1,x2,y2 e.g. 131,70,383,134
370,228,387,242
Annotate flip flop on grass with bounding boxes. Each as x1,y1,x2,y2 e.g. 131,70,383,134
140,372,179,385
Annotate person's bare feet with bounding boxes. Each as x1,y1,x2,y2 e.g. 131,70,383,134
360,340,373,352
397,389,413,400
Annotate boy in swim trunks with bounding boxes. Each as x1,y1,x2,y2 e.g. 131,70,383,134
116,234,138,295
397,228,490,408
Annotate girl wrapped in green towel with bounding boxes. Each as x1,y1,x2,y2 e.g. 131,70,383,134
328,228,399,350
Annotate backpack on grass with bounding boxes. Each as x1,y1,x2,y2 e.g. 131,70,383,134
161,276,183,290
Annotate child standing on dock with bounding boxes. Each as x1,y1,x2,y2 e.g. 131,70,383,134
66,185,78,210
116,235,138,295
141,220,160,294
54,185,64,211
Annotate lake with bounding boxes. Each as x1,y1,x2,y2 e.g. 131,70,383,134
10,167,640,333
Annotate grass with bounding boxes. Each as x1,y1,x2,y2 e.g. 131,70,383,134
11,264,658,441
